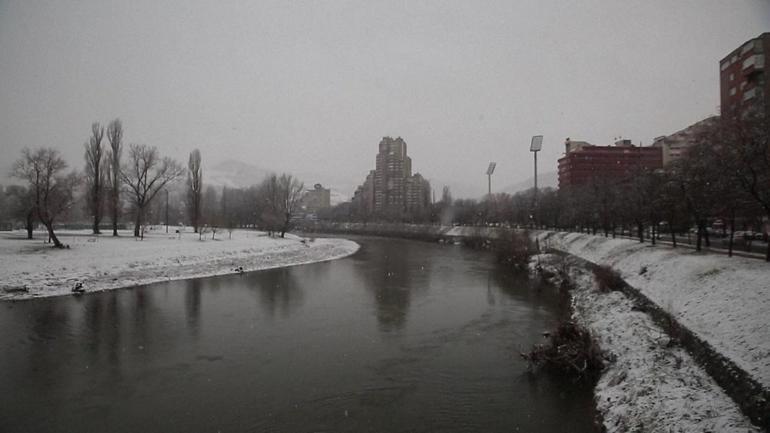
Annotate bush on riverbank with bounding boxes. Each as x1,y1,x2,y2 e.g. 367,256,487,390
522,321,605,379
493,230,535,271
593,265,625,293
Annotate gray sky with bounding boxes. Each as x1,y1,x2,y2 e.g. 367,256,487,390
1,0,768,197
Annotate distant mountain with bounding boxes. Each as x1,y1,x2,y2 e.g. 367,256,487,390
207,159,353,205
502,171,558,194
206,159,273,189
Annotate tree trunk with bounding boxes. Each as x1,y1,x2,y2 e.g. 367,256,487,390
651,223,656,245
766,237,770,262
671,230,677,248
696,224,703,251
43,220,63,248
110,191,119,236
728,214,735,258
637,222,644,243
134,208,142,238
25,210,34,239
93,213,101,235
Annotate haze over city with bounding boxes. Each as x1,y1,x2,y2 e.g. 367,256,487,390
1,0,768,197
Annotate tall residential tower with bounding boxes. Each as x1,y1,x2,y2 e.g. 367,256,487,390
352,136,430,219
720,32,768,117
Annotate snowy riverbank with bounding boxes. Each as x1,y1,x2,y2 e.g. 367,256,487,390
0,228,359,301
536,231,770,391
533,253,761,432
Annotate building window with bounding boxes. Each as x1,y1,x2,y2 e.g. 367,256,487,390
743,54,764,70
729,87,736,96
743,87,757,101
729,72,734,81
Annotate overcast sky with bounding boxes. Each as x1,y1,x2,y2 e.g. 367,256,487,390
1,0,768,197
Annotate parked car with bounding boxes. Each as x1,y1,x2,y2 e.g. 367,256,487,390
733,231,755,240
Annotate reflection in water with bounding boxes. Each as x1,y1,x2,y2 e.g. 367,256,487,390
251,267,305,317
185,278,202,335
0,237,596,433
355,240,425,332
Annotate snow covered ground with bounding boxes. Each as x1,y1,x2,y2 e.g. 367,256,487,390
534,253,761,432
0,228,359,301
536,231,770,392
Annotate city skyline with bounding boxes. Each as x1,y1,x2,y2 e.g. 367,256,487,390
1,1,768,198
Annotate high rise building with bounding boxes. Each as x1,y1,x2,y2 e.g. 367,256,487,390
375,137,411,213
720,33,768,117
352,137,430,218
651,116,719,165
301,183,331,212
352,170,375,216
558,138,663,188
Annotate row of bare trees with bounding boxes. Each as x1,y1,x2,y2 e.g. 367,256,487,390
6,120,307,247
84,120,124,236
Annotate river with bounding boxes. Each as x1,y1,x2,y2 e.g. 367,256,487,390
0,236,596,432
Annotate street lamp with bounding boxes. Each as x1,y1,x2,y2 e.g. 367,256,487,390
486,162,496,196
530,135,543,193
165,189,169,233
530,136,543,227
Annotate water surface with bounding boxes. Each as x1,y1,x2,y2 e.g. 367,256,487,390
0,237,595,432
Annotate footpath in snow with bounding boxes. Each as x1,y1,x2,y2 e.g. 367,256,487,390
533,253,761,432
0,228,359,301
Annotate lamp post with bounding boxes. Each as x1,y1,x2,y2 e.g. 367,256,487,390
486,162,496,196
165,189,169,234
530,135,543,227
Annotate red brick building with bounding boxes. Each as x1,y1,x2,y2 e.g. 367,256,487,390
720,32,768,117
557,138,663,188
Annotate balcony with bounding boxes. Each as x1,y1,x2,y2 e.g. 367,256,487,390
743,54,765,76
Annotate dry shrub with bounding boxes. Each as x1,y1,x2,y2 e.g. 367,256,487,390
522,321,604,378
593,265,625,293
494,230,534,271
463,234,488,249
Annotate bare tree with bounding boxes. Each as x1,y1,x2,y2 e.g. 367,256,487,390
106,119,123,236
221,186,237,239
84,122,105,234
258,173,304,237
202,184,219,239
187,149,203,233
12,148,80,248
121,144,184,238
5,185,35,238
277,174,304,238
713,112,770,260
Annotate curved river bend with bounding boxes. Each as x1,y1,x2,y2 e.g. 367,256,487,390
0,237,595,432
